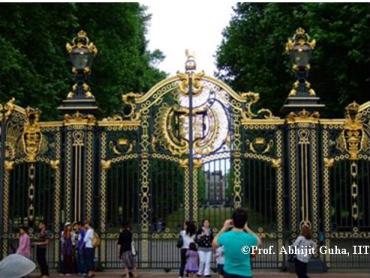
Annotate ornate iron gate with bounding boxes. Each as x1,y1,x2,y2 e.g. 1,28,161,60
0,29,369,271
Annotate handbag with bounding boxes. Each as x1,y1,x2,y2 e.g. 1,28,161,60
131,241,137,256
176,234,183,248
288,238,302,262
92,232,101,247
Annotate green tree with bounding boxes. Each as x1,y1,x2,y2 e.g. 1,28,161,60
216,3,370,117
0,3,166,120
198,168,206,204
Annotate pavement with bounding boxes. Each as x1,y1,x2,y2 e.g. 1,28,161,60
29,272,370,278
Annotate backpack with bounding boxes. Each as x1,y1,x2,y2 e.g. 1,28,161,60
176,234,184,248
92,232,101,247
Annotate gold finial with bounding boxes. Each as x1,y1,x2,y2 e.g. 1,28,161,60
345,101,360,121
77,30,87,38
346,101,360,114
185,49,196,72
66,30,98,56
285,27,316,53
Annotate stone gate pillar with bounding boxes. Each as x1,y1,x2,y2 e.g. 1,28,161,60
62,117,97,223
58,30,98,224
282,28,325,237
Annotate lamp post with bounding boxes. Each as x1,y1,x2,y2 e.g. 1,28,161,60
58,30,98,115
282,28,324,115
285,27,316,97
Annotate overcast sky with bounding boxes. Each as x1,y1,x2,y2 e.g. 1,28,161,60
145,1,237,76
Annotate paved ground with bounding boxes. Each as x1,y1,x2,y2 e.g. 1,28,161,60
29,272,370,277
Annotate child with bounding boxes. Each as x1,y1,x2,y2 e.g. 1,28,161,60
215,246,225,278
185,242,199,277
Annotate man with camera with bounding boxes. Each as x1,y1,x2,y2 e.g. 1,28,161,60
213,208,261,278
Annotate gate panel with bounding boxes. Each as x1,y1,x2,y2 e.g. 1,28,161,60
97,123,141,269
149,159,184,269
198,157,233,230
240,123,285,269
242,159,276,232
106,160,140,229
330,160,370,231
9,163,55,229
321,103,370,269
150,159,184,232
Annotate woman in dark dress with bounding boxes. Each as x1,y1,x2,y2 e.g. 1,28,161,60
61,222,74,275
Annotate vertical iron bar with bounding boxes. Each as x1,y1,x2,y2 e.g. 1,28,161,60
360,161,365,228
188,75,194,221
0,119,5,257
367,162,370,227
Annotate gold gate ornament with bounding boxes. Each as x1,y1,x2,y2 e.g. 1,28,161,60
337,102,369,160
22,107,42,162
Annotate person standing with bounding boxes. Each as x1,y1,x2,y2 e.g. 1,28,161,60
61,222,74,275
215,246,225,278
73,222,86,276
33,221,50,278
16,226,31,259
213,208,261,278
293,225,316,278
118,222,137,278
179,221,196,278
185,242,199,277
83,221,95,278
195,219,213,277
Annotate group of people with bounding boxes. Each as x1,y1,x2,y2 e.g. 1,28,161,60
7,209,316,278
178,219,214,277
13,220,97,277
178,208,316,278
58,221,97,277
177,209,261,278
14,221,50,278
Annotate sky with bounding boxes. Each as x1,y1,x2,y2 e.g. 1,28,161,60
145,1,237,76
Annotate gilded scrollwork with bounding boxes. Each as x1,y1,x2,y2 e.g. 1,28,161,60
177,71,205,96
240,92,277,120
22,107,42,162
0,98,16,121
64,112,96,126
336,102,369,160
4,160,15,171
271,158,282,168
285,27,316,53
286,109,320,124
101,159,112,170
246,137,274,155
109,138,135,155
323,157,334,168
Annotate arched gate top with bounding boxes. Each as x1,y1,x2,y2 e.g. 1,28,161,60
119,72,277,122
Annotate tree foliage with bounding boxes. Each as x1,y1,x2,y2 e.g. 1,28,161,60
0,3,166,120
216,3,370,117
